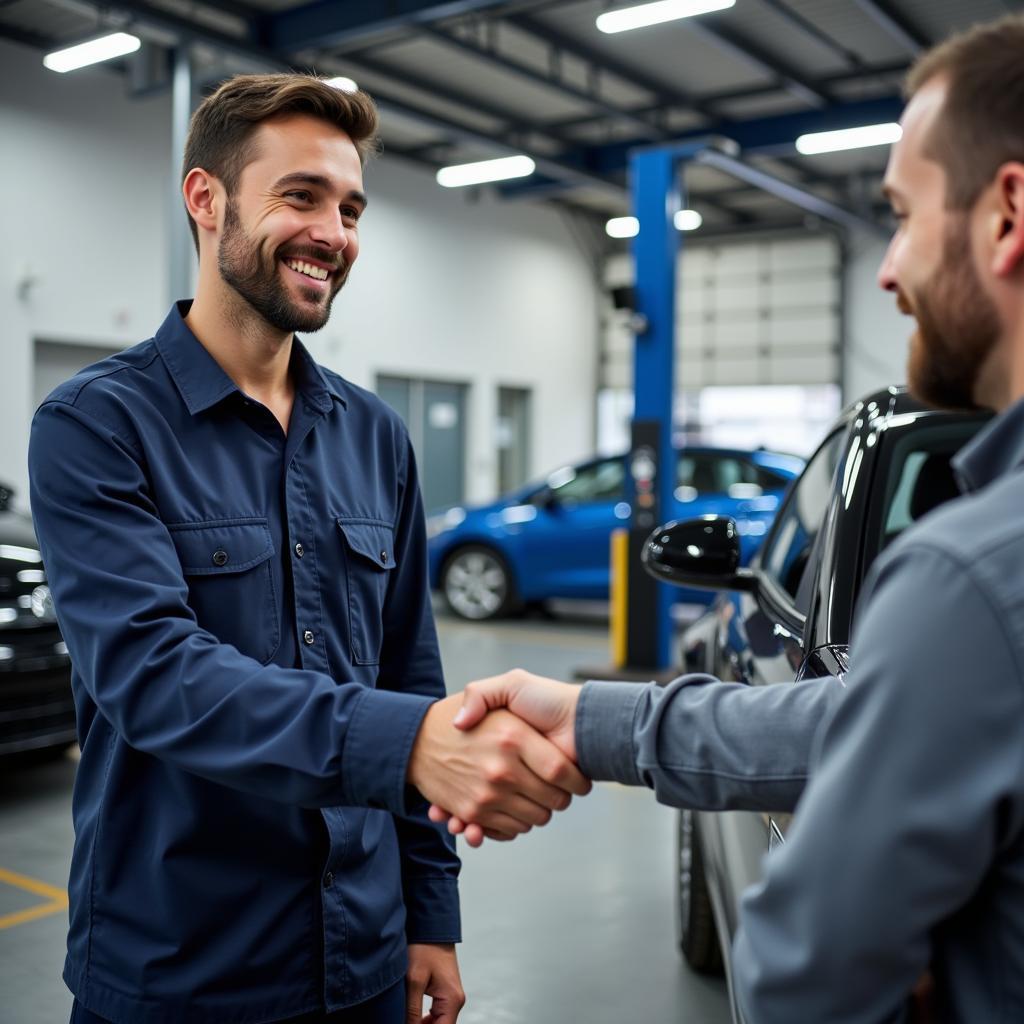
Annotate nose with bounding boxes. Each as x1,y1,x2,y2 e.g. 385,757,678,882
309,208,347,254
876,232,899,293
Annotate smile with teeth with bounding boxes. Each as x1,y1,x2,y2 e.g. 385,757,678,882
284,258,331,281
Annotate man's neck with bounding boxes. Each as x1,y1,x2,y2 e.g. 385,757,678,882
185,275,294,409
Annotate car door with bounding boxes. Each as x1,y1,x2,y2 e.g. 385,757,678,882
518,456,629,599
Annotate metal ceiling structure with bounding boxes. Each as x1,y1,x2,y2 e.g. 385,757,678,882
0,0,1019,239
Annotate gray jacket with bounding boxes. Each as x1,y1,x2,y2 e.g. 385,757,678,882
577,396,1024,1024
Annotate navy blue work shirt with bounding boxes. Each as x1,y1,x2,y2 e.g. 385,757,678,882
28,302,460,1024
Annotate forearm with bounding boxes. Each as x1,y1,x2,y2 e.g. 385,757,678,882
576,674,842,812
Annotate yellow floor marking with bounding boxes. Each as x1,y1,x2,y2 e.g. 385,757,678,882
0,867,68,930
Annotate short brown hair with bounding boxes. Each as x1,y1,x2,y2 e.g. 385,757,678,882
182,73,380,251
905,14,1024,209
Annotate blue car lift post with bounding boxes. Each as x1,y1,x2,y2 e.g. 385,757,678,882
611,141,889,675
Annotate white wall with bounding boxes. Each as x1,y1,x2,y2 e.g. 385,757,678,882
842,229,909,402
0,37,598,505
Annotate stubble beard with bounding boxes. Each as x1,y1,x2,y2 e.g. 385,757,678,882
905,213,1001,411
217,200,349,335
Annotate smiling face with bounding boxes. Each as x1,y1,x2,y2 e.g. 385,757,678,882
214,114,367,334
878,78,1003,410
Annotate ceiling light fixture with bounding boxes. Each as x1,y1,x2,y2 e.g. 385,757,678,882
325,76,358,93
597,0,736,34
43,32,141,73
795,122,902,155
436,155,536,188
606,211,703,238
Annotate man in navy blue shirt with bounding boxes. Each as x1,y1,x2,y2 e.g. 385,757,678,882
30,74,588,1024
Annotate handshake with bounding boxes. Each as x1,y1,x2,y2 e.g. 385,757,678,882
407,669,588,847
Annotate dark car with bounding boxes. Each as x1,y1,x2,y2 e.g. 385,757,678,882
427,446,803,620
0,483,76,757
644,387,989,1022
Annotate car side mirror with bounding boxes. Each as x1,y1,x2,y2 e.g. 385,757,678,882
642,515,758,593
534,487,560,511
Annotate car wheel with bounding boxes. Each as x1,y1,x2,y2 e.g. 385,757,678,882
441,546,518,621
677,809,724,974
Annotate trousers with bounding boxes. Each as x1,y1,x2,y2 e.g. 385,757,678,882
69,980,407,1024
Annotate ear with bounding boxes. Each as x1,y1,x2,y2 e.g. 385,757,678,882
182,168,222,241
991,162,1024,279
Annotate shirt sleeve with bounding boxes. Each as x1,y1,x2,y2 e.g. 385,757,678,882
29,398,435,814
732,542,1024,1024
576,673,840,812
377,436,461,944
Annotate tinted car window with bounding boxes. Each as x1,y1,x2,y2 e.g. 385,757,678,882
760,430,845,609
549,458,625,503
868,421,980,566
677,454,762,497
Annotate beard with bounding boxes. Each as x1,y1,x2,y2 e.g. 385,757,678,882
904,213,1001,411
217,200,350,334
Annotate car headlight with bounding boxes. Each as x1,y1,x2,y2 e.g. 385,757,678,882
426,507,467,539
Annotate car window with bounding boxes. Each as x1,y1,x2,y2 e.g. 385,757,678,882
868,421,981,564
548,458,625,504
677,454,760,497
760,430,845,610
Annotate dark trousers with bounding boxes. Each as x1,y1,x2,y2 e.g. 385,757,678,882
70,980,407,1024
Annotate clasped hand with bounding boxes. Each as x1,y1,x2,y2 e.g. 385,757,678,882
407,670,586,846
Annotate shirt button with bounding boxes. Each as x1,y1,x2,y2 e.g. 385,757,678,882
323,871,334,889
380,550,388,564
294,542,304,559
212,549,228,567
303,630,315,645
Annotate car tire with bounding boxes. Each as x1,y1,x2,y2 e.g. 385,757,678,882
440,545,519,621
677,809,724,974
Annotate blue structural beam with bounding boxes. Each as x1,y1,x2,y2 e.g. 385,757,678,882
587,95,904,175
629,146,688,669
263,0,511,52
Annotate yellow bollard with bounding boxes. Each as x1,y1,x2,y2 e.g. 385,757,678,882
610,528,629,668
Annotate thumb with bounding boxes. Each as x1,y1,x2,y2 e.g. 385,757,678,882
453,675,515,730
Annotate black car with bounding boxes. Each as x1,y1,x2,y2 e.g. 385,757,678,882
643,387,990,1022
0,482,76,757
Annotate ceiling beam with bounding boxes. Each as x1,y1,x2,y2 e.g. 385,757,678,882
261,0,513,53
685,16,832,108
754,0,867,69
421,23,665,138
851,0,928,56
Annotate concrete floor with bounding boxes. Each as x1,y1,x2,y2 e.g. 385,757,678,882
0,608,730,1024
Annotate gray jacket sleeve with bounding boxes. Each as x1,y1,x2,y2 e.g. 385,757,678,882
576,671,843,813
732,542,1024,1024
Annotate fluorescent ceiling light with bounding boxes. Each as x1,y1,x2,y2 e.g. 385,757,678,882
436,155,536,188
606,211,703,238
43,32,141,73
795,122,902,155
674,209,703,231
325,76,358,93
606,216,640,239
597,0,735,34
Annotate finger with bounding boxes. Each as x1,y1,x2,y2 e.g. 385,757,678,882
517,729,592,798
406,975,427,1024
463,823,485,846
428,805,449,824
453,674,521,730
446,818,466,835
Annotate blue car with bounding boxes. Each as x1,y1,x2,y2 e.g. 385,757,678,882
427,447,804,620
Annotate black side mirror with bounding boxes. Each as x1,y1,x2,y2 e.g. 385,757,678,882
533,487,560,512
642,515,758,593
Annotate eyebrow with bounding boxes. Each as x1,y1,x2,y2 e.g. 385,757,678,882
272,172,368,210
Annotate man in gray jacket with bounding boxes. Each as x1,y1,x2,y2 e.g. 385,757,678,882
430,15,1024,1024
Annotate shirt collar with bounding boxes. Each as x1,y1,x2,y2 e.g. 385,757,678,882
154,301,345,416
952,394,1024,492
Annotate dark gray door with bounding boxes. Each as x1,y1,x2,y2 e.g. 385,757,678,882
376,375,467,512
497,386,531,494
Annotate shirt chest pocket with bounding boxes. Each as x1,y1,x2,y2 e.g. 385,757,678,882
337,518,396,666
168,518,280,665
